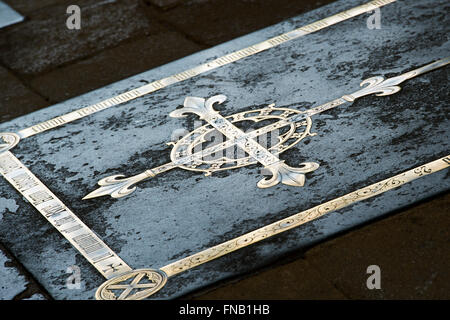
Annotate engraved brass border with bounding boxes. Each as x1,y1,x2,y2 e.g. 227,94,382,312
13,0,396,140
93,155,449,299
2,0,448,300
0,151,132,279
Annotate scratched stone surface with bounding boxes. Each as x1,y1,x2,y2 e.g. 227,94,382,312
0,249,27,299
0,0,449,300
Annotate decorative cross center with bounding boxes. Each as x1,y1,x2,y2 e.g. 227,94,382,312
83,94,319,199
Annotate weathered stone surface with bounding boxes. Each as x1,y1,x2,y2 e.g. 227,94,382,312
143,0,337,46
0,0,448,300
305,193,450,299
0,0,162,75
0,66,49,123
190,258,347,299
0,243,49,300
29,32,203,102
0,247,27,299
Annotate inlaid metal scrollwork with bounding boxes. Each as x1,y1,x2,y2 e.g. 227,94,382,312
84,57,449,200
83,96,319,199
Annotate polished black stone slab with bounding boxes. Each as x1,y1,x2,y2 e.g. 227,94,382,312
0,0,448,299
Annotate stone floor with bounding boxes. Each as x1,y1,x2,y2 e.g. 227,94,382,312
0,0,448,299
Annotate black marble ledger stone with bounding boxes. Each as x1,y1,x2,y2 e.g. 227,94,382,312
0,0,449,299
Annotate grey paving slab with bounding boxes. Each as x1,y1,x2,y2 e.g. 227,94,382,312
0,66,49,123
145,0,337,46
0,0,161,75
145,0,181,9
190,258,347,299
28,32,203,102
0,0,449,300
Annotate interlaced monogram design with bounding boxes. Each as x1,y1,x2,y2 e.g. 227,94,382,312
83,95,319,199
83,57,450,200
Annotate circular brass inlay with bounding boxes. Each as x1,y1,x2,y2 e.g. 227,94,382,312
0,132,20,154
95,269,167,300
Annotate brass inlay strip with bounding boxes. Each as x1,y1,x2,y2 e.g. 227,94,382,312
2,148,448,299
16,0,396,140
95,155,450,300
160,155,450,277
0,151,132,279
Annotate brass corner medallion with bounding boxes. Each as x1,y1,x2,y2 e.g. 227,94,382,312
0,133,20,154
96,269,168,300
